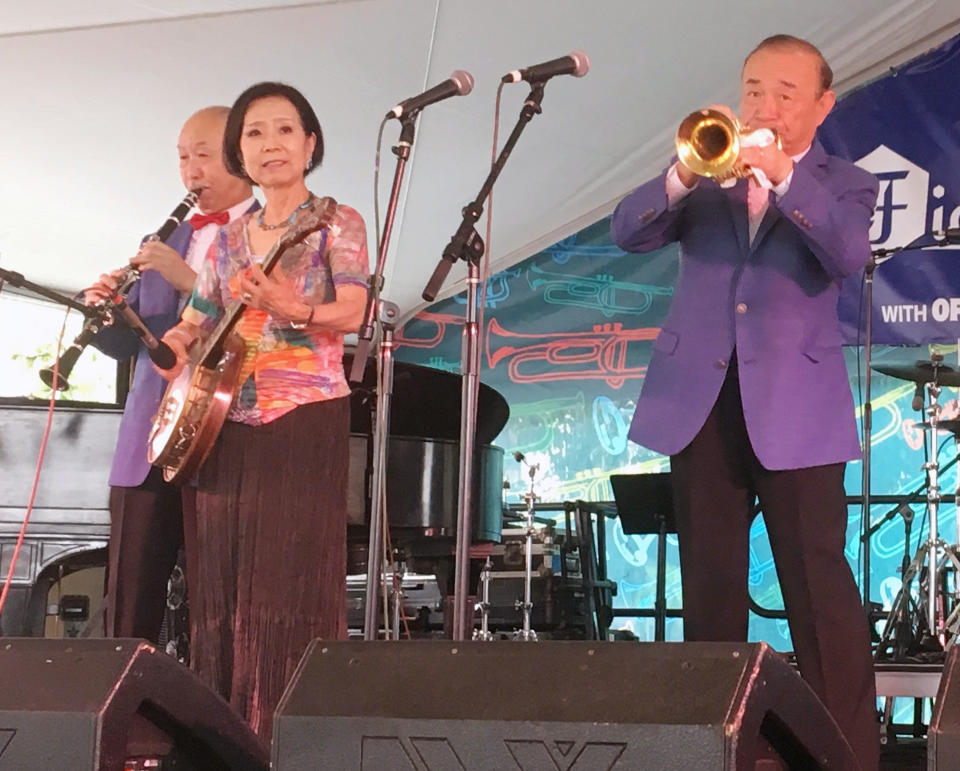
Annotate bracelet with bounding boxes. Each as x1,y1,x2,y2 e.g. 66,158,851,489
289,304,314,330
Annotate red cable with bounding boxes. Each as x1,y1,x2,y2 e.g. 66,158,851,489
0,313,70,617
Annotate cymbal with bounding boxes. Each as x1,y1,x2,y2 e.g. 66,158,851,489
917,419,960,435
871,360,960,387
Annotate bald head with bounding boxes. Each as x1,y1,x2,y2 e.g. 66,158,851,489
184,105,230,130
178,105,251,213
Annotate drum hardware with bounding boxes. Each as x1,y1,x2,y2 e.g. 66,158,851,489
861,231,959,604
472,557,495,641
512,451,539,642
871,359,960,388
872,355,960,657
345,571,443,636
388,551,408,641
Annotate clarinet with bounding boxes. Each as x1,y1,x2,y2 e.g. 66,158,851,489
40,189,201,391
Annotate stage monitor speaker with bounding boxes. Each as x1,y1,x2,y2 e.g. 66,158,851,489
273,640,856,770
930,646,960,770
0,638,268,770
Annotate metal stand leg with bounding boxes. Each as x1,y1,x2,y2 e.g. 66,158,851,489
362,301,398,640
390,552,405,641
924,382,942,640
452,258,481,641
655,516,668,642
512,458,538,642
473,557,494,641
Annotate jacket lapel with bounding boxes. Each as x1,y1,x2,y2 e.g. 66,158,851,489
751,194,779,252
724,178,750,256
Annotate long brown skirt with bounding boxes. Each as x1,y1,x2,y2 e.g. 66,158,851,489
189,396,349,742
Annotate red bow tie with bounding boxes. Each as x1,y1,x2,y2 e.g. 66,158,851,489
189,210,230,229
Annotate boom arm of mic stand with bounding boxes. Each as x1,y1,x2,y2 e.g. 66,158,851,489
0,267,97,317
421,82,546,302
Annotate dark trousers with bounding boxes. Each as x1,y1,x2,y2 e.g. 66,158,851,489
105,466,197,642
670,364,878,771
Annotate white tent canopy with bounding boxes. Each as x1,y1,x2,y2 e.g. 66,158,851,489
2,0,959,322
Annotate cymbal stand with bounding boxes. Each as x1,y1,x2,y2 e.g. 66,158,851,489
513,454,539,642
877,372,960,653
862,239,958,607
940,437,960,647
473,557,494,641
390,551,406,641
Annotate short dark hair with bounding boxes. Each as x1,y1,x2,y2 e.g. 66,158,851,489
746,35,834,95
223,81,324,182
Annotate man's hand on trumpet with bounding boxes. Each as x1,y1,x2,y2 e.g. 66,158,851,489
738,141,793,187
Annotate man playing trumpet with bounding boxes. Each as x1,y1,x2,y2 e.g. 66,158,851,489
85,106,255,644
612,35,879,769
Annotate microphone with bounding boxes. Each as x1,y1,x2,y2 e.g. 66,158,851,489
502,50,590,84
387,71,474,119
912,382,925,412
110,293,178,370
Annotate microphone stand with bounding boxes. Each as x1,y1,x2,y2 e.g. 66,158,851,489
351,112,418,641
861,254,876,606
422,82,547,641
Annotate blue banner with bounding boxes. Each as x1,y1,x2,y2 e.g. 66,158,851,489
821,34,960,345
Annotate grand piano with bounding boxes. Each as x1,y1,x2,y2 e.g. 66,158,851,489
0,359,509,637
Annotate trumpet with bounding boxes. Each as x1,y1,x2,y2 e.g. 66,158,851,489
40,189,200,391
675,108,780,182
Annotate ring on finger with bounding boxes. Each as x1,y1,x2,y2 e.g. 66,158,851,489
241,291,253,302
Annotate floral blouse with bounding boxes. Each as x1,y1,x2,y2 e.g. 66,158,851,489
183,196,368,426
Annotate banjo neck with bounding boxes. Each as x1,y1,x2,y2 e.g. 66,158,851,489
195,196,337,370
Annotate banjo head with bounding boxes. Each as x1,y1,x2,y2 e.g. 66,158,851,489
147,367,193,465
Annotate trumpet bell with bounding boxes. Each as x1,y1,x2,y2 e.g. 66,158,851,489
675,108,741,178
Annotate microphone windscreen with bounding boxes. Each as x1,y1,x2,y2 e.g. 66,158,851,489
450,70,475,96
150,342,178,371
569,50,591,77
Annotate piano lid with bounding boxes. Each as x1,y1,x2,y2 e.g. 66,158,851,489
345,355,509,446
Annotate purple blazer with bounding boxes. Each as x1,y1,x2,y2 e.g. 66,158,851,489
93,202,260,487
610,141,878,471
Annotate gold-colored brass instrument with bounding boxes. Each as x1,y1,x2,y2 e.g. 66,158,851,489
675,108,780,182
39,190,200,391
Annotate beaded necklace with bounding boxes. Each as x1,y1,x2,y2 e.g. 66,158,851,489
257,193,313,230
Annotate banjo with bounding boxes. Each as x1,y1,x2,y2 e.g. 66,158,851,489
148,197,337,484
